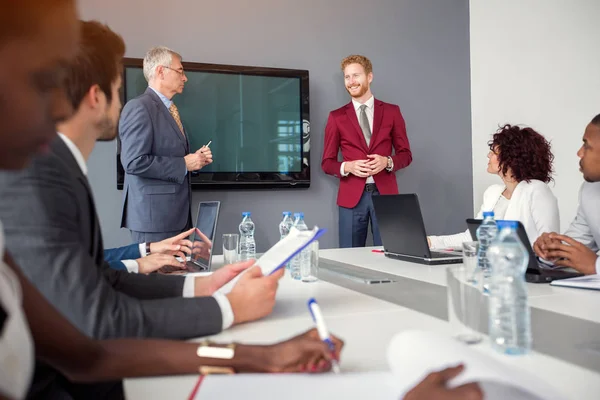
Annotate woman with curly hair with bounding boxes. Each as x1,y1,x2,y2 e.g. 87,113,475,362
428,124,559,248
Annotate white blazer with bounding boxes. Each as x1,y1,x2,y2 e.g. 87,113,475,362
429,179,560,248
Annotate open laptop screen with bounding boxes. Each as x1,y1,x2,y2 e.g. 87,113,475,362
189,201,220,270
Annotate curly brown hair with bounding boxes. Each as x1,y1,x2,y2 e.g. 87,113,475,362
340,55,373,74
488,124,554,183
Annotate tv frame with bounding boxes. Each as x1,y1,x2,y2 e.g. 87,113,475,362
116,57,311,190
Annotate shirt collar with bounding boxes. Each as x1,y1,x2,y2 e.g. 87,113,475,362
57,132,88,176
352,95,374,111
149,86,173,109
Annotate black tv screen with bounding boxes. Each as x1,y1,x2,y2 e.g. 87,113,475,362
117,58,310,190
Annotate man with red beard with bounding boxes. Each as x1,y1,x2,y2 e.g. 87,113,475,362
321,55,413,248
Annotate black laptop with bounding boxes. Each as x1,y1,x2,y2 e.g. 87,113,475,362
372,194,462,265
466,219,583,283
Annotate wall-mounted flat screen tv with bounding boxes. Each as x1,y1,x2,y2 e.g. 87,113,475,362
116,58,310,190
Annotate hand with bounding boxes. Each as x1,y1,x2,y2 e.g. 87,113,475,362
344,159,371,177
194,260,254,296
136,253,185,275
366,154,388,175
533,232,561,260
543,234,598,274
196,146,213,165
404,364,483,400
190,228,212,260
184,153,204,171
238,328,344,373
226,266,285,324
149,228,194,258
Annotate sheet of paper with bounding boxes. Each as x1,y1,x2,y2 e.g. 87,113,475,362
387,330,567,400
550,274,600,290
191,372,398,400
216,226,325,294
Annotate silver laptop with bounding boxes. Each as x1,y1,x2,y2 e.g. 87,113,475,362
162,201,220,273
372,194,462,265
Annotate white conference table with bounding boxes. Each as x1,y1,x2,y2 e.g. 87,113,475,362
124,250,600,399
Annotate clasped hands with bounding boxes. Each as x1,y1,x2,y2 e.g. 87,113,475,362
533,232,598,275
344,154,388,177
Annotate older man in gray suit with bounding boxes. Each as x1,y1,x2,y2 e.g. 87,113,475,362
119,46,211,243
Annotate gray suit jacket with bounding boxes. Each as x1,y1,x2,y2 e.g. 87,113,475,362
119,87,192,233
0,136,222,339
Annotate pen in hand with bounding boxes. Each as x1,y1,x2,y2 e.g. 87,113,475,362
307,298,341,374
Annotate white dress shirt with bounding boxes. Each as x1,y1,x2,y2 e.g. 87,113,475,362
340,96,375,184
429,180,560,249
57,133,234,329
563,182,600,274
0,220,34,400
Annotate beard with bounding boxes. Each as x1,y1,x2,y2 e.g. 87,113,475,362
96,114,117,142
346,83,369,99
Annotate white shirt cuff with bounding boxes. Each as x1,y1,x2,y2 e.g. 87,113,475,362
595,257,600,275
121,259,139,274
212,292,234,330
340,162,349,177
182,275,196,298
139,243,147,257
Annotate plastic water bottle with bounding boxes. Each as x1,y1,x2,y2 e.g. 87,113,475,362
476,211,498,291
279,211,294,270
290,213,309,280
238,212,256,261
487,220,532,355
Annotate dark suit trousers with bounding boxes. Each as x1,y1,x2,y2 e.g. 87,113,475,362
338,185,383,248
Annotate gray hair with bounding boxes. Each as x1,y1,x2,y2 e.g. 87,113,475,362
143,46,182,82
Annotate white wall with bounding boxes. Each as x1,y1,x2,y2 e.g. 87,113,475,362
470,0,600,231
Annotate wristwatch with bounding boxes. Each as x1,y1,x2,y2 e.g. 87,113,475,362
145,242,151,255
386,156,393,172
196,341,236,375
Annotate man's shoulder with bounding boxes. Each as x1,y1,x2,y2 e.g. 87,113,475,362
329,102,352,117
123,90,155,111
375,98,400,110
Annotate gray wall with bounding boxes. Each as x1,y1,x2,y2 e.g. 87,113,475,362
81,0,473,251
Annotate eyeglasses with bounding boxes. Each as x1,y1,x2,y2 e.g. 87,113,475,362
163,66,186,77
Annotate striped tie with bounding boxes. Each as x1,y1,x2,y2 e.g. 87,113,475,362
169,103,185,136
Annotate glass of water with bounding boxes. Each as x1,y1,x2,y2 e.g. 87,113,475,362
222,234,239,265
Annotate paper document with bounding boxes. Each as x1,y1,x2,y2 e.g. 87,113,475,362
550,274,600,290
388,330,567,400
216,226,325,294
189,329,566,400
191,372,396,399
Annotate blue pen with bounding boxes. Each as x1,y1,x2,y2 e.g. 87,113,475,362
307,298,341,373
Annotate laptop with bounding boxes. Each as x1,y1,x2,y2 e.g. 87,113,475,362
372,194,462,265
466,219,583,283
161,201,221,273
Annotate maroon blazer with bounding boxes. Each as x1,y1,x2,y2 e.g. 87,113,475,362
321,99,412,208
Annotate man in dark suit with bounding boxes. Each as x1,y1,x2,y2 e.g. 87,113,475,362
322,54,413,248
119,46,212,243
0,13,282,350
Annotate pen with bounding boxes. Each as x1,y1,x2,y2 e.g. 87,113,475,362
307,298,341,374
371,249,384,253
205,140,212,148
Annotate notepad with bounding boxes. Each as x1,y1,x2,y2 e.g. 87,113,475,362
189,330,567,400
550,274,600,290
216,226,326,294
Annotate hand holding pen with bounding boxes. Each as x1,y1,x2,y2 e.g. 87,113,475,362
308,298,342,373
196,140,213,166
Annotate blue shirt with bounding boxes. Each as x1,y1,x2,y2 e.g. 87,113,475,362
149,86,173,109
